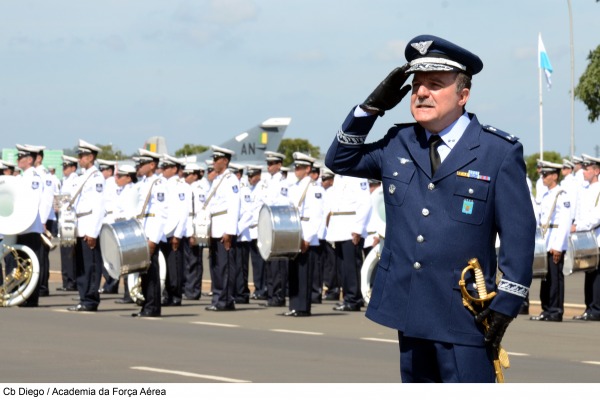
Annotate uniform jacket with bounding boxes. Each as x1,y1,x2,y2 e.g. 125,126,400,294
135,174,167,244
325,107,536,346
325,175,371,242
73,166,105,238
19,167,44,234
288,176,324,246
538,185,571,252
207,171,241,238
574,181,600,245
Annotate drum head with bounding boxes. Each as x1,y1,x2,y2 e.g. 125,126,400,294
257,204,301,261
0,176,41,235
257,205,275,260
100,223,123,280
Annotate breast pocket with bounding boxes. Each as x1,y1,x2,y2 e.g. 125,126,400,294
382,167,415,207
448,177,489,225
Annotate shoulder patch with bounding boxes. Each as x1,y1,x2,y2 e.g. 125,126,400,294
483,125,519,143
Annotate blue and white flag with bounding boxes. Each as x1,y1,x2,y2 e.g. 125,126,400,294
538,33,553,89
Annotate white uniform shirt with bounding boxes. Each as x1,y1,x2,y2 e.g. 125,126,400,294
318,185,332,241
73,166,105,238
161,176,189,240
114,183,139,221
136,174,167,244
325,175,371,242
288,177,324,246
19,167,44,234
261,171,290,206
36,165,56,224
103,176,118,224
560,173,579,224
207,171,240,238
539,185,572,252
574,181,600,245
364,185,386,248
60,173,78,196
187,178,211,239
237,182,255,242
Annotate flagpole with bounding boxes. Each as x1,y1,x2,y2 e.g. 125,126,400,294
539,33,544,162
567,0,575,159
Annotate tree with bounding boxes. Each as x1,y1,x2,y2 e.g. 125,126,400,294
97,144,125,160
574,44,600,122
277,138,321,166
174,144,209,157
525,151,563,183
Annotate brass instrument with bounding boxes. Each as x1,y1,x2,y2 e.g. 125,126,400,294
1,241,40,307
459,258,510,383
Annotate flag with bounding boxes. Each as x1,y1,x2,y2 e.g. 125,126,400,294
538,33,553,89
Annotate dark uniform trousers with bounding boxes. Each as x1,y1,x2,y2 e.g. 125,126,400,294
335,238,364,307
75,237,103,308
249,239,266,297
321,240,339,300
39,220,56,295
266,258,288,305
14,233,44,306
583,256,600,317
160,239,183,304
539,251,565,318
182,237,203,300
234,240,251,303
101,264,119,294
399,334,495,383
288,247,317,313
60,244,77,290
140,247,161,315
311,241,324,303
209,237,237,308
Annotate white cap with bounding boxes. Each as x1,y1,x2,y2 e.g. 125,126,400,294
78,139,101,154
62,155,78,166
16,144,41,157
228,162,244,173
117,164,137,175
264,151,285,162
161,154,184,167
292,152,316,166
183,163,203,173
138,148,161,163
211,145,235,158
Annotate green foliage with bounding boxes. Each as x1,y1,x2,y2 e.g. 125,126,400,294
525,151,564,182
574,44,600,123
174,144,209,157
277,138,321,166
97,144,125,160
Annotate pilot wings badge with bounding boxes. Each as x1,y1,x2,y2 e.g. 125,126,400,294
411,40,433,55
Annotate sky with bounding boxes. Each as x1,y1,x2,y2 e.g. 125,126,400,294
0,0,598,160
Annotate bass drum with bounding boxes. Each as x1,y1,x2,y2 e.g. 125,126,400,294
127,250,166,305
360,238,384,306
564,231,599,276
532,227,548,278
257,204,301,261
100,219,150,280
1,239,40,307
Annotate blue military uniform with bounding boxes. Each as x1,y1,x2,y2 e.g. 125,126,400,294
325,34,535,382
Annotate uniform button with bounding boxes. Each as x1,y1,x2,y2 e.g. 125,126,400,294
422,208,430,216
428,183,435,190
393,172,398,176
468,188,474,194
413,262,421,270
417,235,424,243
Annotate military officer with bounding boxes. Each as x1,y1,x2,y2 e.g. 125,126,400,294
68,140,106,312
56,155,79,292
572,154,600,321
13,145,45,307
97,159,120,294
530,162,571,322
325,34,535,382
0,160,16,175
572,156,586,187
283,152,324,317
319,168,339,301
245,165,268,301
232,163,252,304
326,173,371,312
131,149,168,317
181,163,204,301
205,146,240,311
159,154,189,307
259,151,290,307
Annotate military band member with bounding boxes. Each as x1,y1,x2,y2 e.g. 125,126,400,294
159,154,189,307
131,149,167,317
98,159,120,294
572,156,586,187
326,174,371,312
260,151,290,307
572,154,600,321
205,146,240,311
319,169,339,301
325,34,535,382
308,162,324,303
56,155,79,292
0,160,16,175
183,163,209,300
13,145,45,307
364,179,384,257
530,162,571,322
68,140,106,312
231,163,252,304
282,152,324,317
245,165,268,301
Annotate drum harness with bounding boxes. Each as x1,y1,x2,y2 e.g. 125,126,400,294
297,178,314,222
202,171,231,218
540,189,565,239
66,171,97,219
136,178,161,220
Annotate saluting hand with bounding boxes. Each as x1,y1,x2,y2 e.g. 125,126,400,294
360,63,412,116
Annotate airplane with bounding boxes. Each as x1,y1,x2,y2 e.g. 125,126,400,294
143,117,292,168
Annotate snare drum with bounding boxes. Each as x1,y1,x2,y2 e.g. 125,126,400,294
193,209,211,247
58,207,77,247
99,219,150,280
257,204,301,261
564,231,599,275
532,227,548,278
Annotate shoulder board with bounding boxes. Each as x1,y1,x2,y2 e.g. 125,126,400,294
483,125,519,143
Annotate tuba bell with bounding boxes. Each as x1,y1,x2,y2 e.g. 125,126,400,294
0,176,41,307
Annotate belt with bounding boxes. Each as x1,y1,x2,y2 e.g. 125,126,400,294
544,224,559,229
330,211,356,216
136,213,155,219
300,217,310,222
250,224,258,229
76,211,92,218
367,231,377,235
105,211,113,215
189,212,195,217
211,210,228,217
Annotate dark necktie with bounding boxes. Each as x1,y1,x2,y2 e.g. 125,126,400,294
429,135,442,175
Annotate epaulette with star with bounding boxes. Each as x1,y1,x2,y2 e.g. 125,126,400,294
483,125,519,143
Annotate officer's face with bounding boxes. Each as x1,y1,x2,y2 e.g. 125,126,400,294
541,171,558,188
583,165,599,183
410,71,470,134
294,164,310,180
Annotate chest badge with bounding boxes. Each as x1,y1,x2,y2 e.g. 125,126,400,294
462,199,474,215
389,184,396,194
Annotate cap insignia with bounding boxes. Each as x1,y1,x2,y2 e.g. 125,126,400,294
411,40,433,55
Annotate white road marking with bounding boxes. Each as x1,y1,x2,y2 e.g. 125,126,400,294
270,329,323,336
130,366,251,383
361,337,398,344
507,352,529,357
582,361,600,366
191,321,239,328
